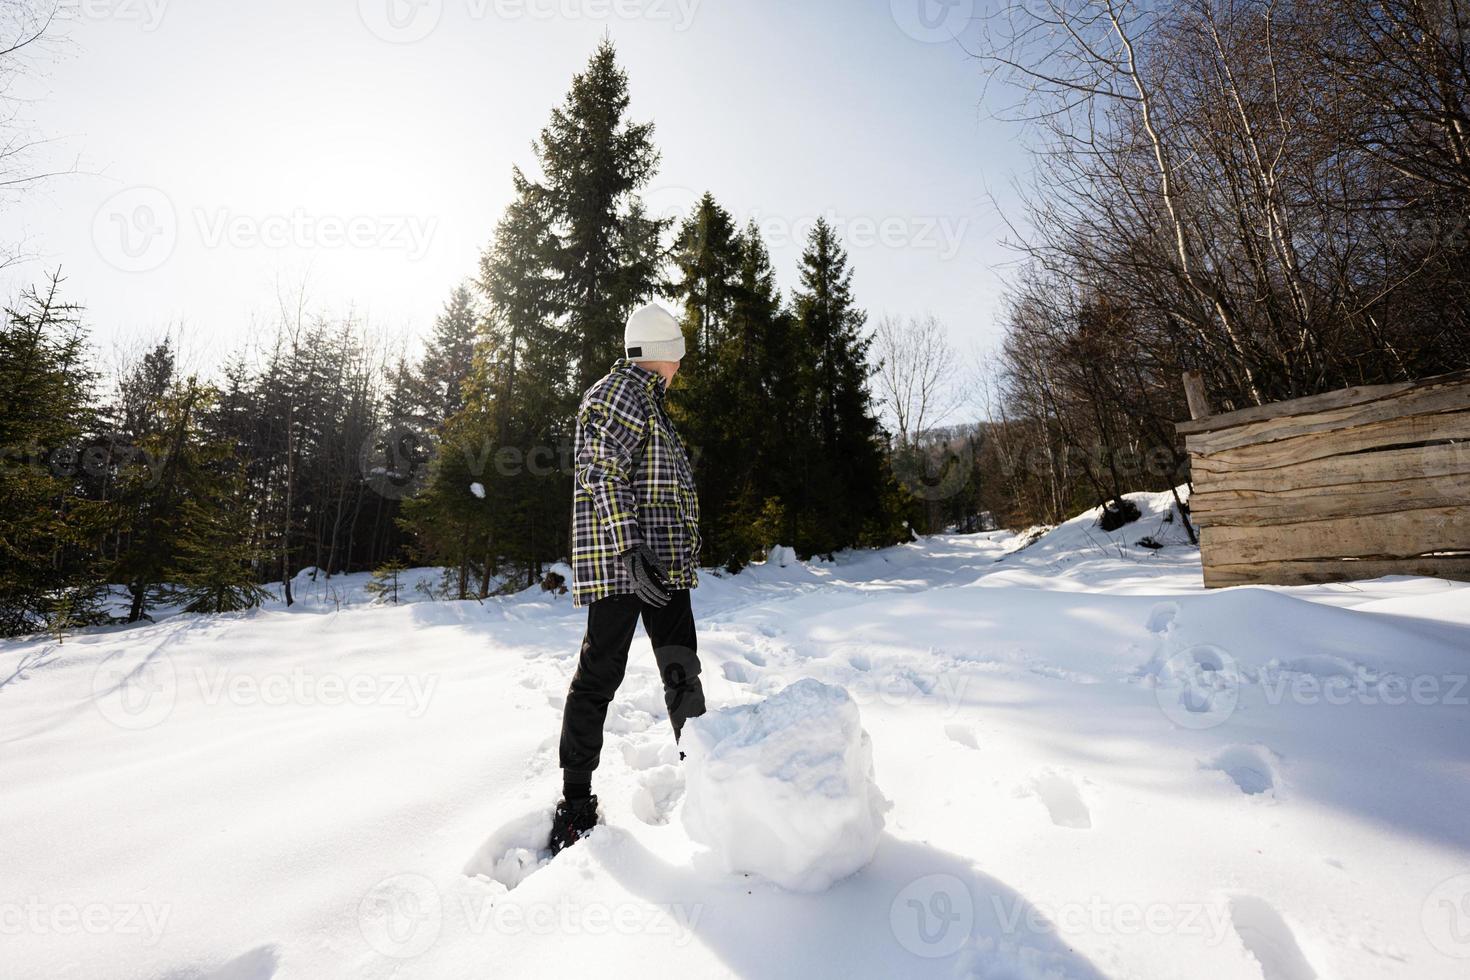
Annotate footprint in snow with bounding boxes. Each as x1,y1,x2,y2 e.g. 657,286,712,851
1142,642,1243,730
522,735,558,779
1146,601,1179,634
178,945,280,980
631,764,684,826
944,724,980,749
721,660,757,684
1204,745,1279,796
604,701,655,734
619,736,676,772
463,807,560,890
622,678,670,717
1229,895,1317,980
1028,771,1092,829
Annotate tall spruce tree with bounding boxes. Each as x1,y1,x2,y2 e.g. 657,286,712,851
479,172,563,434
725,221,800,561
112,377,224,621
791,218,898,554
403,165,567,593
404,39,668,586
528,38,665,394
670,193,741,356
479,175,573,583
666,193,745,567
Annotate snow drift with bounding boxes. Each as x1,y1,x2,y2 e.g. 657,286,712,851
680,678,888,892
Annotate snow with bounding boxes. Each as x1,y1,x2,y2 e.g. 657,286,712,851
3,488,1470,979
470,482,486,499
681,679,888,892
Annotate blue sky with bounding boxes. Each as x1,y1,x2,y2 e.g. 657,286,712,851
4,0,1028,370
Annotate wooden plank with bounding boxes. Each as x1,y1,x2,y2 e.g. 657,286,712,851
1190,475,1470,526
1182,371,1212,420
1204,556,1470,587
1202,507,1470,565
1191,410,1470,472
1183,376,1470,456
1175,368,1470,436
1189,442,1470,494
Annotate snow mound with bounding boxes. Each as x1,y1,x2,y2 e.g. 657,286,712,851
1007,487,1193,563
680,679,888,892
764,544,796,567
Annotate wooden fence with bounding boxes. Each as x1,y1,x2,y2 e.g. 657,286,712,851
1176,369,1470,587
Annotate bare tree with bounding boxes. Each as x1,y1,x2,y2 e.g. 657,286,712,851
1,2,69,268
873,313,965,446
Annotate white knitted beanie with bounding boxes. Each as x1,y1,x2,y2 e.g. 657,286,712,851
624,302,685,362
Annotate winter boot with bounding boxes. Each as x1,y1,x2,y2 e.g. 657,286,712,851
548,795,599,855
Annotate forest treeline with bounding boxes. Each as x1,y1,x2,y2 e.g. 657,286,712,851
971,0,1470,526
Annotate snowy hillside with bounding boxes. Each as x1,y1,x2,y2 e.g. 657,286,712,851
3,490,1469,979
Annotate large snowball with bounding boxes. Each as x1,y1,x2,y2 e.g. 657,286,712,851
680,679,888,892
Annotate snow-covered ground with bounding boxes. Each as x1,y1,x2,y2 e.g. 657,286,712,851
3,490,1469,979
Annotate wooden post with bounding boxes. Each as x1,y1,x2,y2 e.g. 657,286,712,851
1182,371,1212,420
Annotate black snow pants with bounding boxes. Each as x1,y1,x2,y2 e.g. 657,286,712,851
559,589,705,779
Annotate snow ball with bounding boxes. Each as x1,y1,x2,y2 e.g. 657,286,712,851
469,482,486,499
680,679,888,892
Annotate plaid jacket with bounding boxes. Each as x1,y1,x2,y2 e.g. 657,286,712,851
570,359,701,607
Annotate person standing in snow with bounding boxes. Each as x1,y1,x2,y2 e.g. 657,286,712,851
549,301,706,854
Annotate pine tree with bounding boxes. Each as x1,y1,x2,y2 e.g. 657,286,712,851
365,559,408,604
407,39,667,586
478,171,563,434
791,218,899,554
0,277,110,637
172,466,270,614
670,193,741,355
397,410,498,599
528,38,665,393
724,221,798,562
666,193,745,567
417,284,480,426
112,377,221,621
405,172,572,593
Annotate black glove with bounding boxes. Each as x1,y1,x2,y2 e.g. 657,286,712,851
622,543,671,607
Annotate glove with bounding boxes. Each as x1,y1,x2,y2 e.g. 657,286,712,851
622,543,671,607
